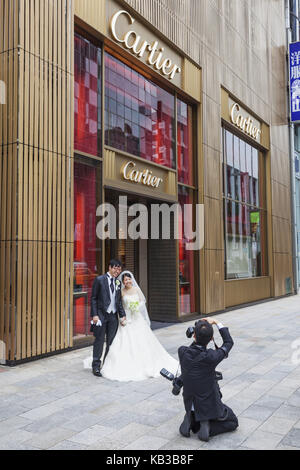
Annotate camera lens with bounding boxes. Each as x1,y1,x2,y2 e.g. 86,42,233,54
186,326,194,338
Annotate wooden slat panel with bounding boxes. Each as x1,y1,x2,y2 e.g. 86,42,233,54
5,240,11,358
0,1,4,54
10,240,17,361
0,0,74,362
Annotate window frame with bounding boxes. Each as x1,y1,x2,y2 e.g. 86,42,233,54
222,126,268,280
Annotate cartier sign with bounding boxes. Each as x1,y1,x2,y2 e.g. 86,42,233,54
230,101,261,142
121,161,163,189
108,2,182,85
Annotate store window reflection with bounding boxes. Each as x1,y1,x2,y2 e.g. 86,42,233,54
223,129,267,279
104,53,176,169
177,99,194,186
74,158,102,339
178,186,196,314
74,33,102,157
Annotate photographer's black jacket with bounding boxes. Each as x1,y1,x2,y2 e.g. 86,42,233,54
178,327,234,421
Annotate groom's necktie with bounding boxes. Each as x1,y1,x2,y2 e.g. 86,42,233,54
110,277,115,295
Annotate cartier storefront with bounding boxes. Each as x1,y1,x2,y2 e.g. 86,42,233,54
0,0,292,364
72,0,201,344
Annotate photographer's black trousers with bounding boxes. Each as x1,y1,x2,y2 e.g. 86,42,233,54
182,406,238,437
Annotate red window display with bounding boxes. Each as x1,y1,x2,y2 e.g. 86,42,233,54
74,160,101,337
74,34,102,156
178,186,196,315
177,100,194,185
105,53,176,169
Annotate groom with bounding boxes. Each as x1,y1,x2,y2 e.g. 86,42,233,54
90,259,126,377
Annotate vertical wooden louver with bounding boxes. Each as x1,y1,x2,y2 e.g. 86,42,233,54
0,0,74,363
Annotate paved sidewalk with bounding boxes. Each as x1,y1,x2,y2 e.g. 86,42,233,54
0,294,300,450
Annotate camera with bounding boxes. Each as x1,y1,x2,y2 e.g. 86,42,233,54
186,326,195,339
160,368,183,396
186,319,211,339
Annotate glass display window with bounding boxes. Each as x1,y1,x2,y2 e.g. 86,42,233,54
74,33,102,157
223,128,267,279
104,53,176,169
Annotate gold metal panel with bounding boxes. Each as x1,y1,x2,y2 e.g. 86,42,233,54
273,254,293,297
221,88,270,151
225,277,271,308
204,197,223,251
204,250,225,314
75,0,106,35
182,58,201,103
166,171,177,197
104,148,116,180
104,149,177,201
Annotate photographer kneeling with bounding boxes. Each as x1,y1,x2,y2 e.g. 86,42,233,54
178,318,238,442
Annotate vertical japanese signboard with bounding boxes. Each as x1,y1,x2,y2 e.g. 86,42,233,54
289,42,300,123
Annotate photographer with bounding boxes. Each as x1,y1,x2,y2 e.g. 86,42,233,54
178,318,238,442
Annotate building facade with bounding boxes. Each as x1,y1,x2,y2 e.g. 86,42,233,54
0,0,294,364
287,0,300,289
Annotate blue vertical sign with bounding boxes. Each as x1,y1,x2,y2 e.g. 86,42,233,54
289,42,300,122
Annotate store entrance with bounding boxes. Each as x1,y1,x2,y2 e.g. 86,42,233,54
105,190,148,299
104,189,178,320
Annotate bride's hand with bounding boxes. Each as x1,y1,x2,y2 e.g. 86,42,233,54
120,318,127,327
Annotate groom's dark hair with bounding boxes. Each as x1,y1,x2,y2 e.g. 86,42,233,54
109,259,122,268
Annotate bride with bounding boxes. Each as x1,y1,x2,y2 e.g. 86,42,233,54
84,270,178,381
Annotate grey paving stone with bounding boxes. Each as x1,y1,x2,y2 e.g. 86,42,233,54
242,430,284,450
96,410,142,429
272,404,300,421
267,386,297,400
0,416,33,437
132,408,177,428
19,403,62,421
0,430,34,450
0,404,30,420
200,432,245,450
159,435,204,451
88,422,154,450
68,425,115,445
234,417,261,437
240,405,275,422
287,391,300,407
253,394,286,409
280,428,300,448
123,435,169,450
61,413,106,432
49,440,89,450
23,427,77,450
258,416,296,435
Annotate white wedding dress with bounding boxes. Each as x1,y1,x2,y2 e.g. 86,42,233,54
84,289,179,382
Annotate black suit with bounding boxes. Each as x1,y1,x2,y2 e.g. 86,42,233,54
91,274,126,370
178,327,238,437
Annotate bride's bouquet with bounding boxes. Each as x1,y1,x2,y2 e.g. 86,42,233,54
129,300,140,314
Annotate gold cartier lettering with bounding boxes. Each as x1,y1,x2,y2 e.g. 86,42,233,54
230,103,261,141
110,10,181,81
121,161,163,189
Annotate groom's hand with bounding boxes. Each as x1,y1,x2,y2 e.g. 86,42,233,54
93,316,100,324
120,317,127,327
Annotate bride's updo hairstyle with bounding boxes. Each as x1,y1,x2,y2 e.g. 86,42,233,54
122,272,132,283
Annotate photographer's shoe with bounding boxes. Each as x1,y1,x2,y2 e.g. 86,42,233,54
198,421,210,442
179,413,191,438
92,368,102,377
